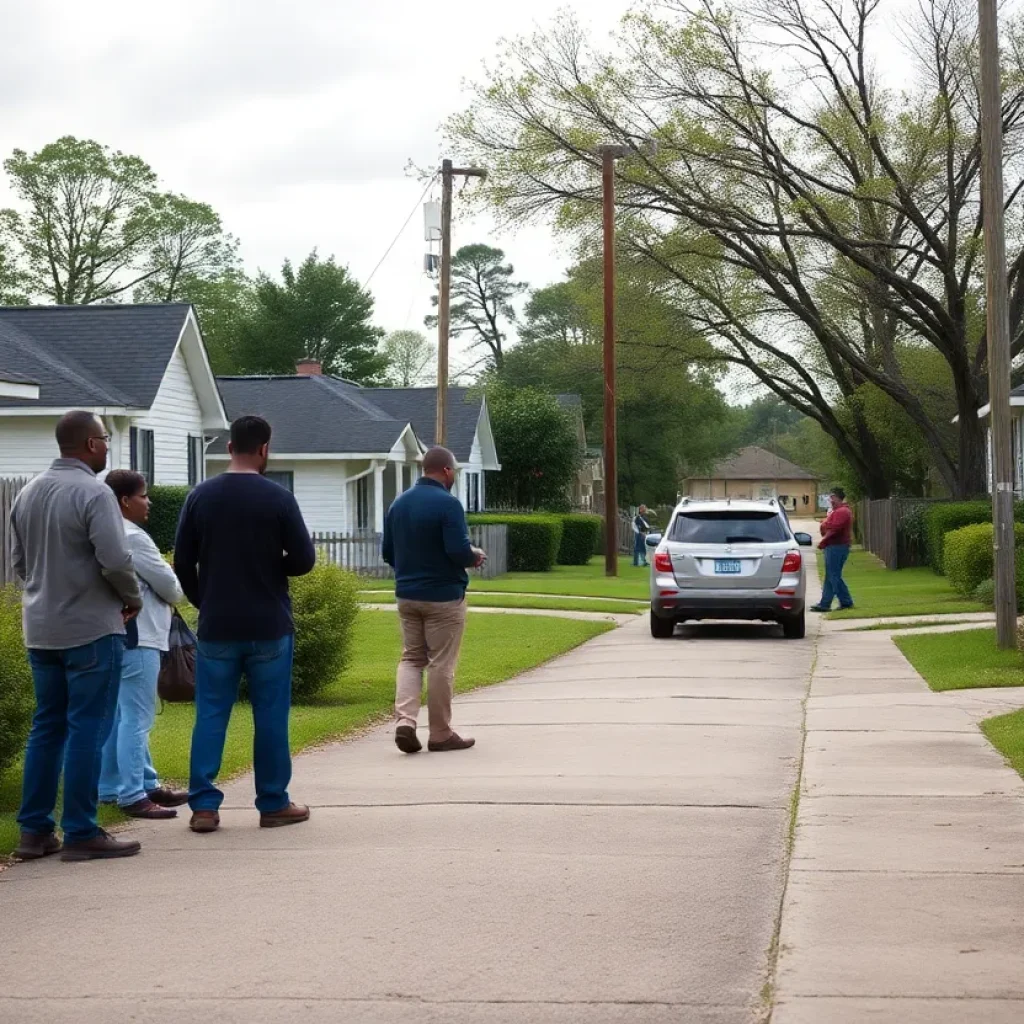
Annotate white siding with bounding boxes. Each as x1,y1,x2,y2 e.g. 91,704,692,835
133,348,204,486
0,418,62,477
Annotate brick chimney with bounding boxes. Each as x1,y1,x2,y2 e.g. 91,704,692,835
296,358,322,376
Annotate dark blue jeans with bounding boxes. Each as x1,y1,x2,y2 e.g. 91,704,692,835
819,544,853,609
189,635,294,814
633,533,648,567
18,635,124,844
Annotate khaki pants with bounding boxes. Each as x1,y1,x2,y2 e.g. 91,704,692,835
395,598,468,742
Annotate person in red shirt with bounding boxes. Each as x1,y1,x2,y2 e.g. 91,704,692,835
811,487,855,611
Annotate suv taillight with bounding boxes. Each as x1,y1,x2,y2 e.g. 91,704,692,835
781,550,802,574
654,551,673,573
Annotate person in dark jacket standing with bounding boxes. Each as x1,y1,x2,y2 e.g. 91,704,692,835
633,505,651,567
11,411,143,862
382,446,485,754
174,415,316,834
811,487,855,612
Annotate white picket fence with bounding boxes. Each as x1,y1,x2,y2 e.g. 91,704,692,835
1,477,28,586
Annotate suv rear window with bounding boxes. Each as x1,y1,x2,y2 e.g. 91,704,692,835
669,510,789,544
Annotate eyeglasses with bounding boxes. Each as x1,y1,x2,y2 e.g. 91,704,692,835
90,434,111,444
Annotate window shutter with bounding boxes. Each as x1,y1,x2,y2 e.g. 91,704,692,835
129,427,138,472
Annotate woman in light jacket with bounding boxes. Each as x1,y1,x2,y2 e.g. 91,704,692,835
99,471,189,819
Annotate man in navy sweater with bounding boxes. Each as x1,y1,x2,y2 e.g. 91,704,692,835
382,446,485,754
174,415,316,833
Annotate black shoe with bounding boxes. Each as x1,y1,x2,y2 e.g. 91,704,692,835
395,725,422,754
809,605,830,612
60,829,141,862
14,831,62,861
428,733,476,753
148,786,189,808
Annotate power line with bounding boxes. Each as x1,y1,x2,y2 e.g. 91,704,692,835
364,175,437,288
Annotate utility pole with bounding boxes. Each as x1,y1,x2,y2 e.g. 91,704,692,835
598,145,629,576
435,159,486,447
978,0,1017,648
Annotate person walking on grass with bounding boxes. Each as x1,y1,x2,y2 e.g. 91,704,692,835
174,415,316,834
633,505,651,567
811,487,855,612
11,411,143,862
98,470,188,820
383,446,485,755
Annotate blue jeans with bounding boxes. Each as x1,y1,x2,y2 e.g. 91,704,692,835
633,534,648,567
99,646,163,807
819,544,853,609
189,635,294,814
18,635,124,844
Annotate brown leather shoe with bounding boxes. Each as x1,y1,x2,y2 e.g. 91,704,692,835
148,787,189,808
259,803,310,828
60,829,141,862
122,798,177,820
395,724,422,754
14,831,62,860
428,733,476,752
189,810,221,834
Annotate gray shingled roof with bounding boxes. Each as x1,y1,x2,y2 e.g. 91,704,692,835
1013,384,1024,399
0,304,193,409
555,393,581,409
695,445,820,481
0,367,37,385
361,387,482,462
210,376,418,455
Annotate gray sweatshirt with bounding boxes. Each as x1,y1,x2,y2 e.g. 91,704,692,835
11,459,143,650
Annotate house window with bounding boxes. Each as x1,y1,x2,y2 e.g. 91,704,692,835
187,435,204,488
130,427,155,483
467,472,481,513
356,476,370,530
264,471,294,492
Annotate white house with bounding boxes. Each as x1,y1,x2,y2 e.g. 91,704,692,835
208,364,501,533
0,304,228,482
976,386,1024,493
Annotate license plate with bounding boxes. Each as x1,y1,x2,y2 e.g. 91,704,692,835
714,559,742,574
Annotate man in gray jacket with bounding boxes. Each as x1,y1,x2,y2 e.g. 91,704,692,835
11,410,144,862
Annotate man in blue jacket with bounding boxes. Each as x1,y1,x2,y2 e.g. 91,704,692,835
382,446,485,754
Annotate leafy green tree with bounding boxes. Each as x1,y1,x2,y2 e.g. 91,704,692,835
382,329,435,386
234,251,386,382
485,384,582,510
427,243,525,370
176,270,256,376
0,212,28,303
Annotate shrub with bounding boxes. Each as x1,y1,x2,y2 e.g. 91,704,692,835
557,514,602,565
468,513,564,572
974,578,995,608
289,563,360,702
924,502,993,574
146,485,191,553
0,586,33,777
943,522,1024,596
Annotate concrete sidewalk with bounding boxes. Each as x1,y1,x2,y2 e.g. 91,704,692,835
772,617,1024,1023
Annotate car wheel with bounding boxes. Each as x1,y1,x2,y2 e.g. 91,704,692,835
650,611,675,639
781,611,805,640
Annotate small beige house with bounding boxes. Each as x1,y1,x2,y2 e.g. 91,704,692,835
683,446,821,513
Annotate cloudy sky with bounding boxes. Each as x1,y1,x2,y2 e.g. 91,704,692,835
0,0,631,369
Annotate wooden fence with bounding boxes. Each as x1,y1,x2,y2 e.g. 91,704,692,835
312,524,509,580
856,497,939,569
1,477,27,586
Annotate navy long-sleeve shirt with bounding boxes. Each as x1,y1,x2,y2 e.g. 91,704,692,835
382,477,476,602
173,473,317,642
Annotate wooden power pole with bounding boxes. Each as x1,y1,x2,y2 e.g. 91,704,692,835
598,145,629,577
435,159,485,447
978,0,1017,648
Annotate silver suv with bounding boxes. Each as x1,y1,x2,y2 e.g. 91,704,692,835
646,499,814,640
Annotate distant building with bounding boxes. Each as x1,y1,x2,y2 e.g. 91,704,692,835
555,393,603,510
682,445,821,513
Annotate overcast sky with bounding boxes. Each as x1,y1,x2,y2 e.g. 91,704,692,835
0,0,631,371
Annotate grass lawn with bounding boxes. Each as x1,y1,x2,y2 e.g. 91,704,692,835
820,550,984,620
847,619,980,632
0,610,611,860
358,592,646,615
361,557,652,601
981,709,1024,779
895,628,1024,691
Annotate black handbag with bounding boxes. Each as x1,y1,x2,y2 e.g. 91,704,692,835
158,611,197,703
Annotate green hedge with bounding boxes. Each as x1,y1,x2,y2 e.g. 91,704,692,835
557,514,602,565
468,514,563,572
146,485,191,553
0,586,34,777
924,502,993,574
943,522,1024,596
289,563,361,701
973,557,1024,614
